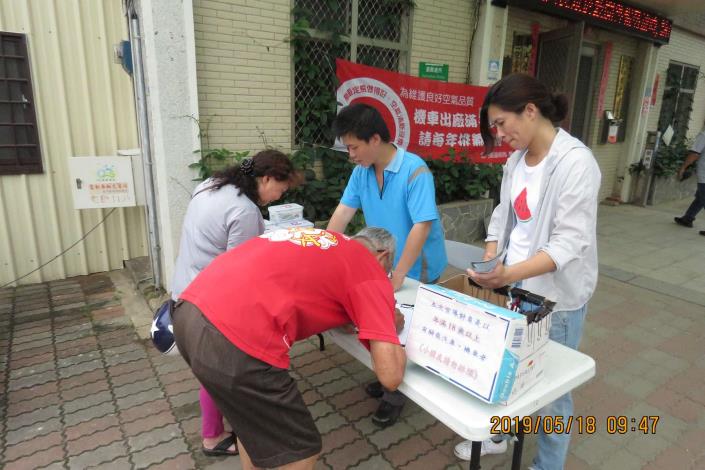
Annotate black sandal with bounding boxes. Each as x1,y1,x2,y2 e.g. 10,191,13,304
202,433,239,457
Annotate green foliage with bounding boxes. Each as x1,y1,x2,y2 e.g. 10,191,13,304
279,146,355,222
189,148,250,181
628,138,691,179
188,143,502,229
426,149,503,204
185,114,251,181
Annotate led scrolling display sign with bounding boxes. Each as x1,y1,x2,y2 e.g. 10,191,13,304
495,0,672,44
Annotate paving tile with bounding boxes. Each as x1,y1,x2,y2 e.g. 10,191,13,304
112,377,162,399
404,410,439,431
66,441,129,469
317,376,358,398
131,436,190,469
63,402,117,427
60,378,110,401
383,435,434,468
144,453,197,470
116,388,165,411
85,456,132,469
66,426,124,456
315,412,349,434
324,438,376,469
368,421,417,449
4,417,63,446
308,400,335,420
11,343,54,361
57,358,104,379
163,377,200,396
56,350,102,370
119,398,171,424
598,448,645,470
10,350,55,369
6,392,61,417
10,336,53,352
60,368,107,392
320,424,363,454
400,449,456,470
127,422,182,453
348,454,395,470
123,410,177,437
5,404,60,431
3,445,64,470
104,348,148,367
3,430,63,461
63,390,114,414
167,388,199,409
107,358,152,378
154,357,191,375
64,414,122,441
8,360,56,380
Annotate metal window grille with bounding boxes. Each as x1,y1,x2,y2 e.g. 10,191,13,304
0,32,42,175
658,62,700,143
293,0,411,146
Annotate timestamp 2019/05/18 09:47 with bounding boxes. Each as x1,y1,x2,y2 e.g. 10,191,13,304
490,415,660,435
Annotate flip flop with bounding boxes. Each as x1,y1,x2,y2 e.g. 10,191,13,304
202,433,239,457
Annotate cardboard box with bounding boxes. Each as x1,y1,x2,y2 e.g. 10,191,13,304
405,275,552,404
268,203,304,223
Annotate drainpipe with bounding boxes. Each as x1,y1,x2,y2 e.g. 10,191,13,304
125,0,163,290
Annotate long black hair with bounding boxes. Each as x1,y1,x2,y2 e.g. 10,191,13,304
210,149,299,204
479,73,569,154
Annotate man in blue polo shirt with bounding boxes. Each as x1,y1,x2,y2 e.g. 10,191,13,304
328,102,448,427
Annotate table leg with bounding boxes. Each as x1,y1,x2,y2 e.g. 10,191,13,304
511,428,525,470
469,441,482,470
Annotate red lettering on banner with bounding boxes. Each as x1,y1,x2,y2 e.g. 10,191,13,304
336,59,510,163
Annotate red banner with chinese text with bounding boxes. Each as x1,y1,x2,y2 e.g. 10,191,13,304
335,59,511,163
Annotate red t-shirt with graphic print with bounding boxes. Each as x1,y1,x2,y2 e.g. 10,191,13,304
179,228,399,369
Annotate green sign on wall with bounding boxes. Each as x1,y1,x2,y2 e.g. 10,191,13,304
419,62,449,82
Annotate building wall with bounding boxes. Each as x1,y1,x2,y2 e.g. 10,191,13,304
647,26,705,141
410,0,475,84
0,0,147,287
504,7,641,200
192,0,292,152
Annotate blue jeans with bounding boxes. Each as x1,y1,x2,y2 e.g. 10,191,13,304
683,183,705,222
531,304,588,470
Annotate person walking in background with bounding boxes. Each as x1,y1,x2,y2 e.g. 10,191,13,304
327,102,448,428
673,128,705,236
171,149,300,456
453,73,601,470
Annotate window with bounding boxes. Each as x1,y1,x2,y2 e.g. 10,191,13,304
0,32,42,175
292,0,411,146
657,62,699,143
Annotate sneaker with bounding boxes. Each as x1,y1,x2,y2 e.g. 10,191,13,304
700,230,705,236
365,381,384,399
371,400,404,427
674,217,693,228
454,438,508,461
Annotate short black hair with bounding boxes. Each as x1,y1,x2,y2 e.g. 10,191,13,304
332,103,391,143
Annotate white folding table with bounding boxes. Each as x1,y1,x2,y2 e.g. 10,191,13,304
326,279,596,470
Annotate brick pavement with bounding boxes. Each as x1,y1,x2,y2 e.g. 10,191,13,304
1,265,704,468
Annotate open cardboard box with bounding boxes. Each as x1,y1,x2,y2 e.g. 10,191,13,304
405,274,554,404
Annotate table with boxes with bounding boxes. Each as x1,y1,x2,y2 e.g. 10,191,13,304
328,276,595,470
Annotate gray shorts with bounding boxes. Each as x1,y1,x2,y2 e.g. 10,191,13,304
172,301,322,467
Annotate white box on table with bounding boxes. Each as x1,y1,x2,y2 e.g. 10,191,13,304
405,274,551,405
263,219,278,233
268,203,303,223
274,219,314,229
